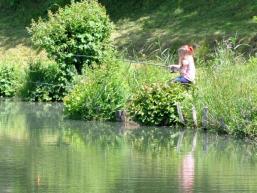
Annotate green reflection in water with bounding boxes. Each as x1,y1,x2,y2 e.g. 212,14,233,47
0,101,257,193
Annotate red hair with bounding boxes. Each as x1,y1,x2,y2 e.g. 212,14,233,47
179,45,194,55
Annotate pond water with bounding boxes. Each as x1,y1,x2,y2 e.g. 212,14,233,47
0,101,257,193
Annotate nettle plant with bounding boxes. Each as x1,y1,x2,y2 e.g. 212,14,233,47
28,0,113,75
128,83,187,126
0,64,21,97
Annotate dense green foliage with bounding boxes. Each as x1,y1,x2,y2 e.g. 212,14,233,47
0,0,257,139
20,61,72,101
28,0,112,74
0,64,21,97
64,60,130,120
22,0,113,102
63,58,172,121
128,83,186,126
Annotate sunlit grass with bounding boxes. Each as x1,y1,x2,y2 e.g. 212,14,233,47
1,0,256,69
193,47,257,136
0,8,49,69
109,0,257,56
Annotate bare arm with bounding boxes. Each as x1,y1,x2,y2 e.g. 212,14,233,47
168,64,181,73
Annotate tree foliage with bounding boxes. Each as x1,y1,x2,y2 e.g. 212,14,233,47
28,0,112,74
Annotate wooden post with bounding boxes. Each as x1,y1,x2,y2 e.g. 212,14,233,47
121,110,127,122
176,130,185,151
202,107,208,129
203,131,208,153
116,110,123,122
116,110,127,122
176,102,185,125
220,117,227,130
192,131,197,152
192,105,198,128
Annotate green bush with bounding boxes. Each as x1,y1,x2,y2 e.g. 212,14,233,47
128,83,187,126
64,60,130,121
20,61,72,101
28,0,112,74
0,64,21,97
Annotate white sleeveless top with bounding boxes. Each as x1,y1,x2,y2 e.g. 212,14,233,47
181,56,195,82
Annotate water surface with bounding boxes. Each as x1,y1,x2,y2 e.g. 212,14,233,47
0,101,257,193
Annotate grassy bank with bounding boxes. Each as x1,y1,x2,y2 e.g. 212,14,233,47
0,0,256,67
0,0,257,138
194,51,257,137
0,9,47,69
0,0,72,68
101,0,257,56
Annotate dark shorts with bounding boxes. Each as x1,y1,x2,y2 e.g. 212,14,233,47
174,76,191,84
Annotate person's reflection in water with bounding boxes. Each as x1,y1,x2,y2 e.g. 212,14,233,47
179,132,197,193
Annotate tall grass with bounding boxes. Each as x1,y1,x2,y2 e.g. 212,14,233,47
194,42,257,137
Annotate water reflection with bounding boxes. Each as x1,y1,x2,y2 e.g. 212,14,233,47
179,132,197,193
0,101,257,193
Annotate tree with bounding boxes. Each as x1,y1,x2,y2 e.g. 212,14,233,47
28,0,112,74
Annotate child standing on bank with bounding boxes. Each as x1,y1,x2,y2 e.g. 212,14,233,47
169,45,196,84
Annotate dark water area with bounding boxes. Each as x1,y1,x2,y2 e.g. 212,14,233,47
0,101,257,193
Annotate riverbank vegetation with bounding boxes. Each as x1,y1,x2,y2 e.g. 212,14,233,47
127,83,187,126
0,0,256,138
194,43,257,137
0,64,21,97
20,61,70,101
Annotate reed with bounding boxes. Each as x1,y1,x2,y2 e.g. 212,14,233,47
193,43,257,137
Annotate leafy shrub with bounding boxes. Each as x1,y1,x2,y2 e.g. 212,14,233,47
20,61,73,101
28,0,113,74
0,64,21,97
128,83,187,126
64,60,130,121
